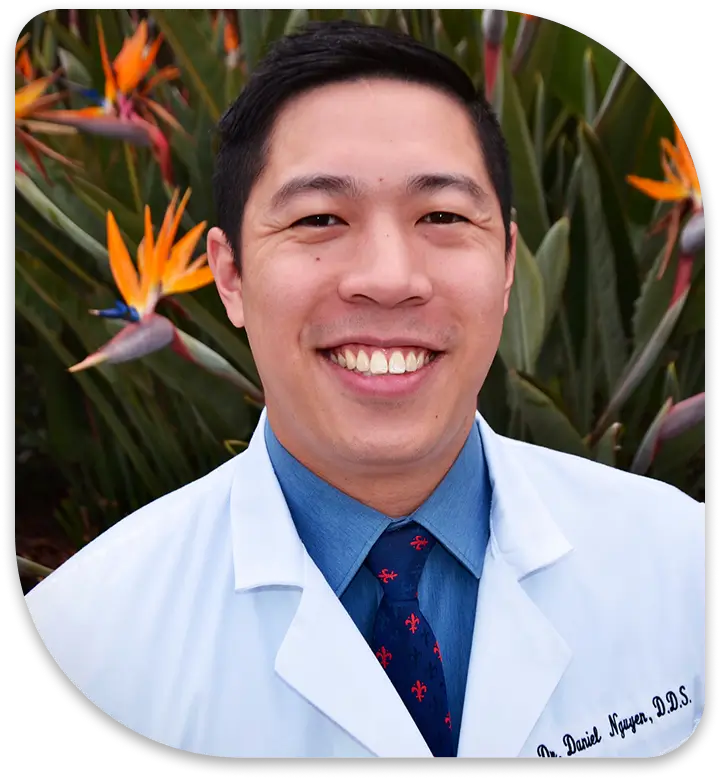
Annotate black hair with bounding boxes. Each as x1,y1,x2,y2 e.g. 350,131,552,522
213,19,512,270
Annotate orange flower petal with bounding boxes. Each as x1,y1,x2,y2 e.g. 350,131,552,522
49,106,106,118
17,49,33,81
139,203,161,309
164,265,215,295
626,175,689,202
107,211,141,309
142,66,180,96
154,190,192,287
660,155,682,187
674,125,700,199
142,34,164,75
97,17,118,105
142,205,154,270
15,77,53,118
163,221,207,284
15,32,30,58
659,138,684,182
114,20,149,94
154,189,180,261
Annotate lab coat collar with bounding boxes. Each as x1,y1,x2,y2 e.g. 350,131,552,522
458,414,574,756
229,408,574,757
231,409,573,590
475,412,573,579
230,408,306,592
229,408,431,755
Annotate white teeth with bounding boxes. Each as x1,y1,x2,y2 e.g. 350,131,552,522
330,347,435,374
370,351,388,375
388,351,406,374
355,349,370,373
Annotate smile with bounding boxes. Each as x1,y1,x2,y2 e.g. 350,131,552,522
323,345,439,376
318,344,445,403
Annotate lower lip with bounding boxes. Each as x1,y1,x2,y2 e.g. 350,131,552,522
319,351,443,399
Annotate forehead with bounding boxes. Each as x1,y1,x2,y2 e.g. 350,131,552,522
260,78,488,187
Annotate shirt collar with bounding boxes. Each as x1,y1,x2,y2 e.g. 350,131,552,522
264,418,491,596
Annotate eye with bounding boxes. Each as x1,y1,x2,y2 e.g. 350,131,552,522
291,214,347,228
420,211,469,225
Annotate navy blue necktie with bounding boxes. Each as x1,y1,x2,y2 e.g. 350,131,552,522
366,522,453,757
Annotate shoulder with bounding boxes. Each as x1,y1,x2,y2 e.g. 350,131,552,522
25,453,242,618
500,434,703,534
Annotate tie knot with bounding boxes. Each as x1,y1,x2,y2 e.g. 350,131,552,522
366,522,436,601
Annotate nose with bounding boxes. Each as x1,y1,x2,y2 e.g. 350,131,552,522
337,217,433,308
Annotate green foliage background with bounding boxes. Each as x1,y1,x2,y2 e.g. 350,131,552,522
15,10,704,573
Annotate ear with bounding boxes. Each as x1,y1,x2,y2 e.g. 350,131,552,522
207,226,245,328
502,222,517,315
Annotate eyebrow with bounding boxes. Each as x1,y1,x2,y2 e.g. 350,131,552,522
269,172,490,211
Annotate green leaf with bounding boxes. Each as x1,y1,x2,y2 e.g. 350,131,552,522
498,53,549,252
239,10,264,74
152,9,226,122
15,270,160,495
534,217,570,337
179,295,261,387
578,128,628,392
499,230,545,373
69,177,144,241
579,123,639,337
477,354,511,435
632,245,676,349
509,371,590,459
284,9,310,34
47,15,93,71
15,171,109,266
590,288,688,445
594,422,622,467
174,329,263,404
15,211,102,291
677,267,705,337
532,74,545,173
631,397,673,474
582,48,599,123
263,9,295,48
593,62,657,195
17,556,53,579
516,20,618,116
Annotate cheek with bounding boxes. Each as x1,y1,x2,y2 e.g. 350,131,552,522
242,257,331,354
443,256,509,319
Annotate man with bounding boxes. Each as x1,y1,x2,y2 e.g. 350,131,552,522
26,21,703,758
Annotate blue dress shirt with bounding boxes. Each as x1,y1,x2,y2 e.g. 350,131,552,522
264,419,492,754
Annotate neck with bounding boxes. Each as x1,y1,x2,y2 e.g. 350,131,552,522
269,413,475,518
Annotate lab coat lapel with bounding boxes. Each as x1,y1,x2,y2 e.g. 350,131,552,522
457,415,574,757
230,410,431,758
276,555,432,757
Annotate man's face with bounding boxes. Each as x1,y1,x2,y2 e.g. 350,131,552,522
209,78,515,479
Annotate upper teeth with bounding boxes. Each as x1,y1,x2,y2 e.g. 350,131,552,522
329,347,433,375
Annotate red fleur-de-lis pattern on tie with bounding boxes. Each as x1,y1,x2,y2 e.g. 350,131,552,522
366,522,453,757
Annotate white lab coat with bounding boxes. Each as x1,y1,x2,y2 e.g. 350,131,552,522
25,411,704,758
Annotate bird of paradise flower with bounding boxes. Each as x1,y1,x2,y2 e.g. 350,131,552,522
40,18,181,184
211,10,241,68
69,190,215,373
627,123,702,304
14,34,82,178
